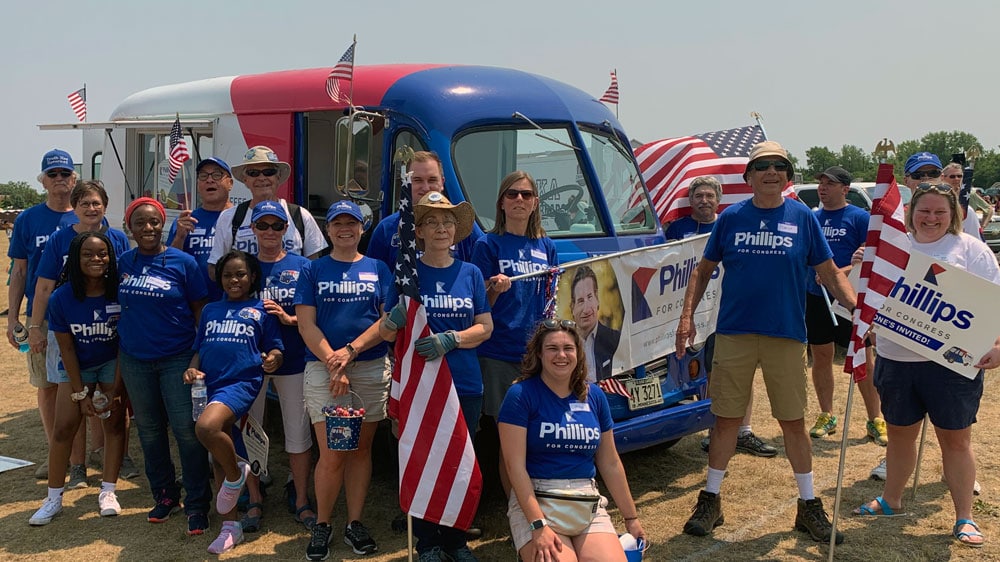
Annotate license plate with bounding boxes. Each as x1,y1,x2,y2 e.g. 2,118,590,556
626,377,663,411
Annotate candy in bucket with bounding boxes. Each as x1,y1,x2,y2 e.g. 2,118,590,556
323,390,366,451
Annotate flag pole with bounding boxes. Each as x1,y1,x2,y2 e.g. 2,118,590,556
343,35,358,195
911,415,930,501
83,83,87,123
750,111,767,139
348,34,357,108
614,68,619,120
827,372,856,560
407,514,414,562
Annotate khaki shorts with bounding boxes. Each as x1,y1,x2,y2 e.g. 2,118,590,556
507,478,616,551
304,358,389,425
709,333,807,421
26,321,53,389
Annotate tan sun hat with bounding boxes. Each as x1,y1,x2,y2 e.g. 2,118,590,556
744,140,794,178
231,146,292,185
413,191,475,245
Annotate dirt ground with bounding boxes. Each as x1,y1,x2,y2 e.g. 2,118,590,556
1,233,998,561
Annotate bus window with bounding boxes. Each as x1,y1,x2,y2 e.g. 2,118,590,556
578,127,656,234
92,152,102,181
390,130,427,208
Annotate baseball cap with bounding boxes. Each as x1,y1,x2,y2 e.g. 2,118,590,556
40,149,74,173
325,200,364,223
904,152,942,175
196,157,231,176
815,166,853,186
250,200,288,222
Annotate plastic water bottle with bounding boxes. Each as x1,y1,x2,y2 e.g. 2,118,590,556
191,379,207,421
13,324,29,353
92,390,111,420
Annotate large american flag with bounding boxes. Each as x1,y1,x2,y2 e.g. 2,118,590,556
326,42,356,104
845,164,909,381
166,116,190,184
388,173,482,530
599,70,619,104
635,125,766,224
67,87,87,122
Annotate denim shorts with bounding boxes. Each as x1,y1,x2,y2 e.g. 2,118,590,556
873,357,983,430
55,359,117,385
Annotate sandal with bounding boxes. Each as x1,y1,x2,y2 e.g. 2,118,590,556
953,519,984,548
853,496,905,517
240,503,264,533
295,505,317,531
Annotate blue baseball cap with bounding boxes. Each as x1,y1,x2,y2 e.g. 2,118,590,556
250,200,288,222
326,200,364,223
40,149,74,173
904,152,942,175
196,157,231,176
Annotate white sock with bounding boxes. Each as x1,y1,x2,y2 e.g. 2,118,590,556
705,467,726,495
47,487,64,503
794,472,815,500
101,481,116,493
738,425,752,437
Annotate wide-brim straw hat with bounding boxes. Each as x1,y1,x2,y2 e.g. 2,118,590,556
414,192,475,244
231,146,291,185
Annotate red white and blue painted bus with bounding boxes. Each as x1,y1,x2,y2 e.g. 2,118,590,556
44,64,713,452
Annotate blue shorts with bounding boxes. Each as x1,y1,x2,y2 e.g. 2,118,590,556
873,357,982,430
56,359,117,385
208,378,262,420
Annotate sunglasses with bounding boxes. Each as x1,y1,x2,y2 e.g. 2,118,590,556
541,318,577,331
945,174,963,180
914,183,953,194
244,168,279,178
750,160,789,172
253,220,287,231
908,170,941,180
46,170,73,179
197,171,227,181
503,189,536,200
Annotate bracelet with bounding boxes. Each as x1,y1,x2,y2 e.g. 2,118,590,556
70,386,90,402
345,343,358,359
27,324,42,330
624,516,639,521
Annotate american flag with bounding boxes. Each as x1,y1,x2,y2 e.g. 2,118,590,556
388,173,482,530
67,87,87,122
597,377,631,399
166,116,191,184
599,70,619,104
635,125,766,224
845,164,909,381
326,42,356,104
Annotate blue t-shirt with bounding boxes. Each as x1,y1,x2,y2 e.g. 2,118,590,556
294,256,392,363
367,211,482,269
194,298,283,386
7,203,77,316
47,287,120,370
471,233,558,362
704,199,832,342
386,260,490,397
806,205,869,296
168,208,225,302
117,247,209,360
498,378,613,479
37,226,131,283
260,253,311,375
664,216,716,240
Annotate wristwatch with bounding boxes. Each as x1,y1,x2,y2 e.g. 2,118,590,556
345,343,358,360
529,518,548,531
70,386,90,402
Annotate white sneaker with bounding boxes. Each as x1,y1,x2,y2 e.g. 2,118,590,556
28,497,63,526
870,458,887,481
99,490,121,517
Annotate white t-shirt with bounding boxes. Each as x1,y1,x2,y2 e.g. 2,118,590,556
207,199,328,265
877,232,1000,362
962,205,980,237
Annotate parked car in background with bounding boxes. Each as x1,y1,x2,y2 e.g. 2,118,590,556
982,215,1000,256
794,184,873,211
857,182,912,209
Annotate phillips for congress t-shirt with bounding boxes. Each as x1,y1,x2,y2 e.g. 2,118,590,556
259,253,311,375
168,208,226,302
47,288,120,370
194,298,283,385
37,226,130,283
7,203,77,317
807,205,868,296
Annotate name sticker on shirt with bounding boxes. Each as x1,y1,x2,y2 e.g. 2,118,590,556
106,304,122,314
530,249,547,261
192,228,206,236
569,402,590,412
777,222,798,234
359,272,378,282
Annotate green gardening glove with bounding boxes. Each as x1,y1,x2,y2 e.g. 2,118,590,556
415,331,458,360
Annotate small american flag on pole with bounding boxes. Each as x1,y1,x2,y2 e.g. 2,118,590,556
599,70,619,104
67,87,87,122
845,164,909,381
388,173,482,530
635,125,766,224
597,377,631,399
167,116,191,184
326,41,356,105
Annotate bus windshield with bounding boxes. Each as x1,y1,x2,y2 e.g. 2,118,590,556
578,126,656,234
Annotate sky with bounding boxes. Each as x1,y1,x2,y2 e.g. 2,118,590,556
4,0,1000,186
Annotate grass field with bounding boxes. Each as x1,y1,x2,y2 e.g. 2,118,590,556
0,233,998,561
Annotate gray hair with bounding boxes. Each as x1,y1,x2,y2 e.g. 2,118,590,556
688,176,723,200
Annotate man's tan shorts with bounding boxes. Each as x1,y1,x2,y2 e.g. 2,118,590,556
709,333,807,421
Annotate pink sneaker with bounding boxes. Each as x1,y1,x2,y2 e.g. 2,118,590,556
207,521,243,554
215,462,249,515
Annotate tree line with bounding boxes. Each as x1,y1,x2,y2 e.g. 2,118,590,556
0,181,46,210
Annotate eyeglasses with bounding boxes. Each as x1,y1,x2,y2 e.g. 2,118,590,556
76,201,104,209
908,170,942,180
914,183,953,194
541,318,577,331
503,189,536,200
244,168,279,178
46,170,72,179
750,160,789,172
197,171,227,181
253,221,287,231
420,218,456,229
945,174,964,180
